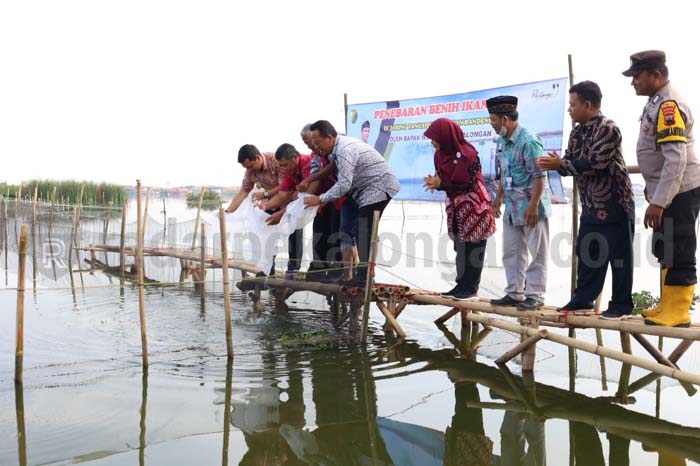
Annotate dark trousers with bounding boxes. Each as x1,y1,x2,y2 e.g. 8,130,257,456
455,240,486,294
312,205,341,266
287,229,303,272
571,220,634,312
356,198,391,280
652,186,700,285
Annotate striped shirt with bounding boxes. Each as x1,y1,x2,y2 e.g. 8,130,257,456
319,135,400,207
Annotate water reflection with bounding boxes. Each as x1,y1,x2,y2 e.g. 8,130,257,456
15,382,27,466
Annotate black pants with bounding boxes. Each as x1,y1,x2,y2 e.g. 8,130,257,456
454,240,486,294
356,198,391,280
571,220,634,313
287,229,303,272
312,204,341,267
652,186,700,285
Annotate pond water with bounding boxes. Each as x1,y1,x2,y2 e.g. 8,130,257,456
1,196,699,466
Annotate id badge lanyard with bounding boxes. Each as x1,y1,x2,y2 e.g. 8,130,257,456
498,142,512,191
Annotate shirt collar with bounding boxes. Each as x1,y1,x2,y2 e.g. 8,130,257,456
650,81,671,103
581,112,603,129
505,123,522,143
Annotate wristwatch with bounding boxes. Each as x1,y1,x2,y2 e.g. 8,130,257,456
263,191,270,199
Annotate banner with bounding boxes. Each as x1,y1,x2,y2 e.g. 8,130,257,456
346,78,568,202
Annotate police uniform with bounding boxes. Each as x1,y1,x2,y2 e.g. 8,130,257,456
624,50,700,327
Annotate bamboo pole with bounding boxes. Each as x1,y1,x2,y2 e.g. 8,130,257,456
136,180,148,366
49,186,56,228
0,198,4,254
119,204,127,276
67,206,79,273
191,187,205,251
199,222,206,292
633,333,697,396
102,201,111,265
141,187,151,245
521,317,540,371
466,312,700,386
3,201,7,279
628,340,695,394
15,225,28,383
361,210,381,344
219,208,233,359
496,330,548,365
78,183,84,215
15,185,21,241
375,300,406,338
415,295,700,340
32,186,38,223
435,307,460,325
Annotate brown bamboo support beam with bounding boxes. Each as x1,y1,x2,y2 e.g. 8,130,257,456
219,208,233,359
361,210,381,344
434,307,460,325
136,180,148,367
243,276,350,296
633,333,697,396
595,326,608,391
521,317,540,371
14,225,28,383
633,333,676,368
413,295,700,340
119,204,127,276
628,340,696,394
394,297,409,319
496,329,548,365
471,327,493,349
375,300,406,338
465,312,700,386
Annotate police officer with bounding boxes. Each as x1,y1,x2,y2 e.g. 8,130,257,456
624,50,700,327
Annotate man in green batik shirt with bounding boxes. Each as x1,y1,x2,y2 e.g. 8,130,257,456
489,96,551,311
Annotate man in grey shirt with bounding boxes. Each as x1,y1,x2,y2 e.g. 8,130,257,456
623,50,700,327
304,120,400,286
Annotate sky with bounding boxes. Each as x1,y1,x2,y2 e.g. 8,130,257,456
1,0,698,188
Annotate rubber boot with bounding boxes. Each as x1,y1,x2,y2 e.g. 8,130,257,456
642,268,669,318
644,284,693,328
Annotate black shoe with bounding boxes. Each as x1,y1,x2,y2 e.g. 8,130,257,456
557,301,593,313
600,309,632,320
441,285,461,298
450,289,478,301
491,295,522,306
516,297,543,311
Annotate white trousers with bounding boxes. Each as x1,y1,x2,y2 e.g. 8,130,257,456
502,219,549,302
